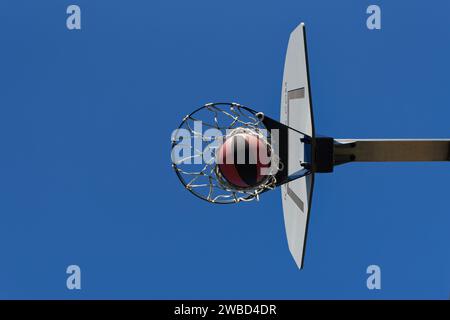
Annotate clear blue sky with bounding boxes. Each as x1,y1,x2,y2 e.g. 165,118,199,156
0,0,449,299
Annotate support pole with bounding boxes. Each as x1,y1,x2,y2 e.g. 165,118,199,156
334,139,450,165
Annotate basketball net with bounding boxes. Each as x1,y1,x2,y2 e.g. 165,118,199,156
171,103,279,204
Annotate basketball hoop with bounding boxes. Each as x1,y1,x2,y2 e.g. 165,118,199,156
171,102,279,204
169,22,450,269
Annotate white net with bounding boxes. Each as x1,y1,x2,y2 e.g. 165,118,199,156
171,103,279,204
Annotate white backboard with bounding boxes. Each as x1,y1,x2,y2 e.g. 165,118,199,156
280,23,315,269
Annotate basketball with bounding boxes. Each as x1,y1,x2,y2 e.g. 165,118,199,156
216,132,271,189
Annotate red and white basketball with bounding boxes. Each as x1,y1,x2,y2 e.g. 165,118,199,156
216,132,271,189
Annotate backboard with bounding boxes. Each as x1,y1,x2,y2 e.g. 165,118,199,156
280,23,315,269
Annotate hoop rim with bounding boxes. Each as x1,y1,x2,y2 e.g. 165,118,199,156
171,102,275,204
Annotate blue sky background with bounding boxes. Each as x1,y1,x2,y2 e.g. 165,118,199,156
0,0,449,299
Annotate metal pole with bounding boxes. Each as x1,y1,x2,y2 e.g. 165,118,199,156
334,139,450,165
